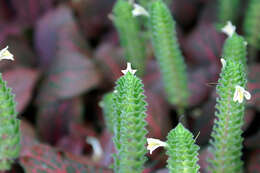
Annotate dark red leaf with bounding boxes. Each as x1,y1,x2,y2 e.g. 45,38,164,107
20,144,112,173
192,96,215,145
36,51,101,104
5,36,37,67
183,22,225,66
35,5,88,68
70,0,114,39
156,168,169,173
143,60,164,96
145,90,171,139
0,1,13,20
37,98,84,144
10,0,54,26
2,67,39,113
188,67,216,106
99,130,115,167
247,149,260,172
170,0,199,28
35,6,101,103
20,120,39,156
56,123,99,157
56,135,86,156
59,123,111,166
247,64,260,110
95,41,126,83
245,130,260,149
198,147,211,173
0,22,22,44
243,109,255,131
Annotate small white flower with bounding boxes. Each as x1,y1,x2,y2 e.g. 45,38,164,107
121,62,137,75
244,41,248,46
220,58,226,68
222,21,236,38
132,3,150,17
0,46,14,61
147,138,167,154
86,137,103,161
233,85,251,103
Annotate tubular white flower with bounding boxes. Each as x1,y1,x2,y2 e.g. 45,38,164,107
147,138,167,154
233,85,251,103
0,46,14,61
220,58,226,68
121,62,137,75
86,137,103,161
222,21,236,38
132,3,150,17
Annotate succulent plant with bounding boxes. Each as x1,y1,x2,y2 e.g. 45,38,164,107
208,57,249,173
149,0,189,110
0,74,20,170
166,123,200,173
112,0,147,76
244,0,260,50
112,63,148,173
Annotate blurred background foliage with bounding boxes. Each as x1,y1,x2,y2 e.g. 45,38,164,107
0,0,259,172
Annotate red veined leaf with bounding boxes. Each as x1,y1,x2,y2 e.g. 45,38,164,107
20,144,113,173
36,98,84,144
70,0,114,39
3,67,40,113
95,40,126,83
10,0,54,26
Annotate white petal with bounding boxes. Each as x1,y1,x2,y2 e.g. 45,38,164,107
221,21,236,37
147,138,167,154
132,3,149,17
243,90,251,100
233,85,247,103
220,58,226,68
147,138,166,145
86,137,103,161
121,62,137,75
0,46,14,61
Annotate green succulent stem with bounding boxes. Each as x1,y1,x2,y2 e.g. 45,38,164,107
208,58,247,173
244,0,260,51
112,0,146,76
112,70,148,173
100,92,114,133
166,123,200,173
149,0,189,109
217,0,241,27
222,32,247,66
0,74,20,171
